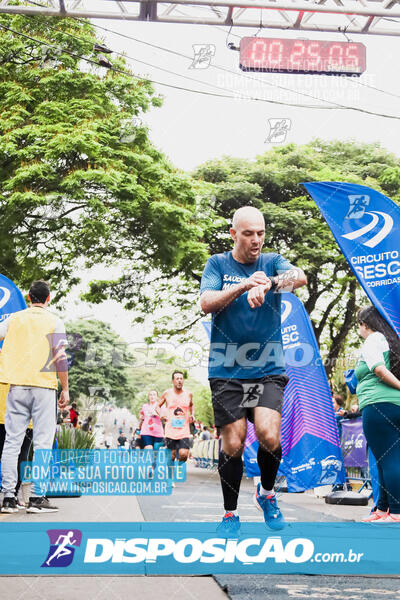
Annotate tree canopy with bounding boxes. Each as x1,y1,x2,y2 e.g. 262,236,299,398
91,140,400,374
0,12,207,301
66,318,135,407
2,11,400,376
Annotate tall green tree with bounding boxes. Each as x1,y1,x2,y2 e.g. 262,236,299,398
66,318,135,407
194,141,400,373
0,13,207,300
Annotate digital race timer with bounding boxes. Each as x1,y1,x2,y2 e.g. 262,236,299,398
239,37,366,76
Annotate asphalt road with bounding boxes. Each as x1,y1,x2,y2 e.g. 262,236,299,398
138,463,400,600
137,462,364,523
2,443,395,599
214,574,400,600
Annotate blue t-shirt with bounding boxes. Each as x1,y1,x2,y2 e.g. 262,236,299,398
200,251,294,379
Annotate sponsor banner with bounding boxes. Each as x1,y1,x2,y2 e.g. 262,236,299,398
341,418,368,469
0,273,26,347
1,522,400,575
244,293,345,491
303,181,400,336
20,449,185,496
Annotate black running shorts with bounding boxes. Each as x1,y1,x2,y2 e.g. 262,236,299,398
209,375,289,427
164,437,191,452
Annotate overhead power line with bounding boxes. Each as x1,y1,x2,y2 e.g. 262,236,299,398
19,0,400,104
85,12,400,104
1,21,400,120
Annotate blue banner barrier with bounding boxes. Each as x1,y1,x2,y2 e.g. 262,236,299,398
341,418,368,469
304,181,400,336
243,293,345,491
0,273,26,348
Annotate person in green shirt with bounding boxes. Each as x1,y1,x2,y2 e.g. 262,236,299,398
355,305,400,523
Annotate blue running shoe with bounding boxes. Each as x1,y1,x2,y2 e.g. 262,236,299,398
216,512,241,538
254,483,285,530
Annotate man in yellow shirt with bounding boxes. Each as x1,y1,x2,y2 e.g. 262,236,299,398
0,280,69,513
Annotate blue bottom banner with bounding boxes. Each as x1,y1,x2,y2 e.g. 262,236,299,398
1,522,399,575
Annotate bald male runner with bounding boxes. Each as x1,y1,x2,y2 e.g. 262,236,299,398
200,206,307,535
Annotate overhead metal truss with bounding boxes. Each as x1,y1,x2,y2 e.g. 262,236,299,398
1,0,400,37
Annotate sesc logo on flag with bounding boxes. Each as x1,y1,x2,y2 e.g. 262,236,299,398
342,194,393,249
304,181,400,337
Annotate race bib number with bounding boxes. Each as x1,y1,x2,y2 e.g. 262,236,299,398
171,417,185,428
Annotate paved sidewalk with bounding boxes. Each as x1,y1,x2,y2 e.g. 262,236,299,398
0,480,228,599
1,576,228,600
0,494,144,523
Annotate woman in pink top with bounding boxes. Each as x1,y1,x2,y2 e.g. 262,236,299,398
139,390,164,449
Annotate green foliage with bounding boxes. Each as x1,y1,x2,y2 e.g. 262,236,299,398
114,140,400,375
66,319,209,421
66,318,136,407
193,388,214,427
55,425,95,450
0,12,207,300
190,140,400,372
1,12,399,379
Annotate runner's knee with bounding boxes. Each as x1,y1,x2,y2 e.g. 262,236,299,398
178,450,189,462
256,429,280,452
222,435,245,457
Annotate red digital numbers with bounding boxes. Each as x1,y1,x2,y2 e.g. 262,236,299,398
240,37,366,76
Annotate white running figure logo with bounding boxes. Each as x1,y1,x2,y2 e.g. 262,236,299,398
46,531,77,566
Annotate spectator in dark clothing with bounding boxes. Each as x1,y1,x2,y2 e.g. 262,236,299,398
341,401,362,420
332,394,346,492
117,434,127,448
201,426,211,441
81,416,92,432
333,394,346,437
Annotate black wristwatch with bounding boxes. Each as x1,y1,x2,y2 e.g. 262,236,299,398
269,276,279,289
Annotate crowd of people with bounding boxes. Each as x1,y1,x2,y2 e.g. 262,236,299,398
57,402,93,431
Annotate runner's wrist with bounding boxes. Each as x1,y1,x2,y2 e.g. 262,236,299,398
268,276,279,289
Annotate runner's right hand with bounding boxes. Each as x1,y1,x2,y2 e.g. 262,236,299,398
58,390,69,409
244,271,269,290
